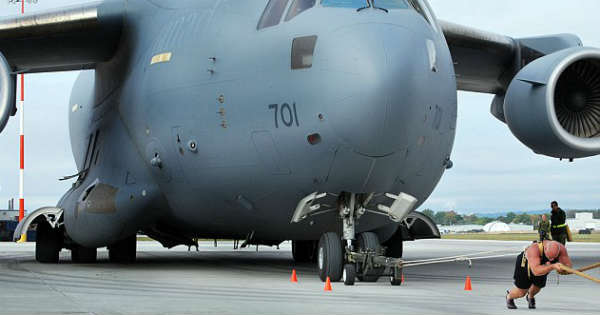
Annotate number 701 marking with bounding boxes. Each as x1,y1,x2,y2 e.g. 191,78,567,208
269,103,299,128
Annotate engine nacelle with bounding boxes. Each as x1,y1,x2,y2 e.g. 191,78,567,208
0,52,16,134
504,47,600,159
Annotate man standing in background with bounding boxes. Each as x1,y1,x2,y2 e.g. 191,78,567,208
537,214,551,241
550,201,568,245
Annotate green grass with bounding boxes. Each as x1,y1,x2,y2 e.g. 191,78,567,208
442,232,600,242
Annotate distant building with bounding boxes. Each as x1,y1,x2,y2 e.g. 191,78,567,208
508,223,535,232
437,224,486,234
568,212,600,232
437,222,533,234
483,221,511,232
1,199,20,221
0,210,20,221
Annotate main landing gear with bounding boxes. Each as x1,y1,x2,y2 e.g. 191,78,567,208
35,221,63,263
71,244,97,263
292,191,419,286
108,235,137,263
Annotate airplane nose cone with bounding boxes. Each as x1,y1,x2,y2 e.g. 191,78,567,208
319,24,429,156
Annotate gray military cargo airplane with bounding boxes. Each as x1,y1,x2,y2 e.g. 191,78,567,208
2,0,600,282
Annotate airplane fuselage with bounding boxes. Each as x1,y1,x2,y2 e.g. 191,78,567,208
61,0,457,247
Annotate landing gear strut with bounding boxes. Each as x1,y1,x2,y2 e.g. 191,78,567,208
292,191,418,286
316,193,386,282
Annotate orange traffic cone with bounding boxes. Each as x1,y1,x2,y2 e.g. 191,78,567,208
290,269,298,283
324,277,332,291
464,276,472,291
401,273,405,284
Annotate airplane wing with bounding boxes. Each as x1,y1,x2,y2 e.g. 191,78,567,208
440,20,600,159
439,20,582,94
0,0,123,133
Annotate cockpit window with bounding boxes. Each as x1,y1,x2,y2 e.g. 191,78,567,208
321,0,408,9
258,0,290,30
285,0,316,21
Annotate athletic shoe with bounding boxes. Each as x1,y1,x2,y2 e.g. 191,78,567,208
526,295,536,309
506,290,517,309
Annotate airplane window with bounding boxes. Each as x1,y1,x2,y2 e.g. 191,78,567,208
285,0,316,21
321,0,408,9
291,35,318,69
257,0,290,30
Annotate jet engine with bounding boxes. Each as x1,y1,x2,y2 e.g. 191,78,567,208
0,52,16,134
503,47,600,159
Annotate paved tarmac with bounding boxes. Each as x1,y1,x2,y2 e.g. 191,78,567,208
0,239,598,315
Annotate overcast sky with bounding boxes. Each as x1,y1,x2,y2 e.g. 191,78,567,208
0,0,599,213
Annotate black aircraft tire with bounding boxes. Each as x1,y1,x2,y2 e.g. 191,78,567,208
356,232,384,282
35,223,62,264
317,232,343,282
343,264,356,286
292,240,316,263
108,235,137,264
72,245,97,263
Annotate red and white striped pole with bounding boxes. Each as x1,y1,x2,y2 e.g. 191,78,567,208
18,1,25,222
18,74,24,222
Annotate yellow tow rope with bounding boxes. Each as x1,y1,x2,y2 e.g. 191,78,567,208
559,262,600,284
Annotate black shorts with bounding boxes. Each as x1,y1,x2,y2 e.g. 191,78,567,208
513,252,548,289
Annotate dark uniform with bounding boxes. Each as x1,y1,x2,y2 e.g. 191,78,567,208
550,208,567,245
513,242,557,289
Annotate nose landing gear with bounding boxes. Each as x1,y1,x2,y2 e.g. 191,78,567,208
292,191,417,286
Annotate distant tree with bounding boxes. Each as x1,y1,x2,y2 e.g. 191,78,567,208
434,211,446,225
463,214,478,224
443,211,462,225
422,209,435,219
475,217,494,225
455,214,464,224
529,214,540,225
514,213,532,224
506,212,517,223
497,216,510,224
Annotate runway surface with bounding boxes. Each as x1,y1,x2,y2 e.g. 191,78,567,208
0,239,598,315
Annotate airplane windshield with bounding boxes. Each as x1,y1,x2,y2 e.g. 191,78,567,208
321,0,409,9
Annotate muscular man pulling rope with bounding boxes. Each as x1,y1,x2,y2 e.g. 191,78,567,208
506,240,571,309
